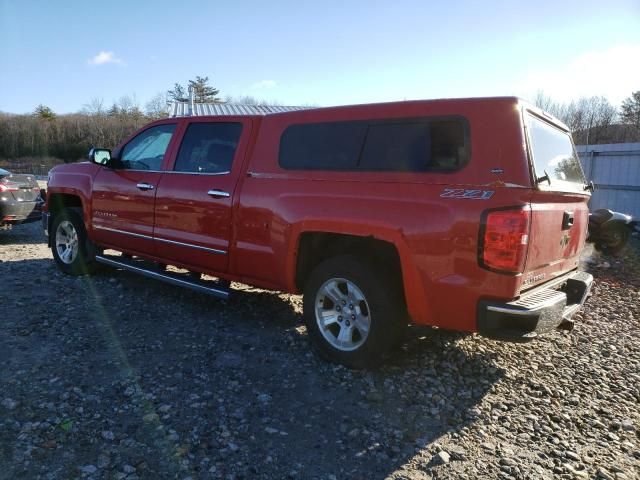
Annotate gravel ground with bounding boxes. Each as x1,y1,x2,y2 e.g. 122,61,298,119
0,222,638,480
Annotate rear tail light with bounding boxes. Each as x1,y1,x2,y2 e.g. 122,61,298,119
0,179,19,192
479,207,531,273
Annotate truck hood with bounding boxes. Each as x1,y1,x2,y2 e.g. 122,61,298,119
50,161,100,176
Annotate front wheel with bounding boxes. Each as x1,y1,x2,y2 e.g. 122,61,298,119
303,255,404,369
51,209,98,275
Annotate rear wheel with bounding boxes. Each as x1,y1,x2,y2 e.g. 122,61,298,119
51,209,98,275
303,255,404,369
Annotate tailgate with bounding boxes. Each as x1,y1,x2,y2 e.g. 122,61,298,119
524,192,589,284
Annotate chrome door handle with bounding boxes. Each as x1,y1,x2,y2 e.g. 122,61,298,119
207,189,230,198
136,182,154,191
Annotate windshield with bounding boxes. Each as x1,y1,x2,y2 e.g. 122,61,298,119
526,113,586,188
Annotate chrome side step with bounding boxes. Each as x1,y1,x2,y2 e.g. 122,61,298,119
95,255,230,300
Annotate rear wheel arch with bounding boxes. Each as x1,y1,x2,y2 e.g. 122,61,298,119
291,228,431,324
294,231,405,297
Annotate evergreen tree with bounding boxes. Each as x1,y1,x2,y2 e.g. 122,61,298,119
107,103,120,116
188,76,220,103
167,77,221,103
167,83,188,102
620,91,640,129
34,104,56,120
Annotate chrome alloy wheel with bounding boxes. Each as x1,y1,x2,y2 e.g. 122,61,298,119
55,220,79,265
315,278,371,351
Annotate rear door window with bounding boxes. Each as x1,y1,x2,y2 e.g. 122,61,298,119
174,122,243,174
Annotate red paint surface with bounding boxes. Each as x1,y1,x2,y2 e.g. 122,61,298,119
45,97,591,333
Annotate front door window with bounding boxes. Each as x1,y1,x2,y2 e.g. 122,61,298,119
120,124,176,171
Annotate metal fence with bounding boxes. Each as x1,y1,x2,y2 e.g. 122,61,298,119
2,165,50,177
577,143,640,218
0,162,58,177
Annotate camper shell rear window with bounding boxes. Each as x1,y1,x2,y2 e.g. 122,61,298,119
526,113,587,188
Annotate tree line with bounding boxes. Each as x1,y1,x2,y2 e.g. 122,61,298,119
1,79,638,174
0,76,285,172
533,90,640,144
0,98,152,170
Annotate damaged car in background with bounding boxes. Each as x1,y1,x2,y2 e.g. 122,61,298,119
0,168,44,229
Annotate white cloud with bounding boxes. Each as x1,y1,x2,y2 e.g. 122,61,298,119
87,51,124,66
519,44,640,105
251,79,277,89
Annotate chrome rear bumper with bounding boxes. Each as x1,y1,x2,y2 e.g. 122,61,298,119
477,271,593,341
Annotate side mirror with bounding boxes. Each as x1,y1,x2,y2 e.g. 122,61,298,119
88,148,112,165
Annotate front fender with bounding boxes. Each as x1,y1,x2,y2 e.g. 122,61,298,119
47,163,99,223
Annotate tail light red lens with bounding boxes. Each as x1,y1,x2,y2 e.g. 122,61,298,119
480,208,531,273
0,179,19,192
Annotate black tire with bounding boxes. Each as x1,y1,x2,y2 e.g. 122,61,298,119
303,255,405,369
598,223,630,255
51,208,99,275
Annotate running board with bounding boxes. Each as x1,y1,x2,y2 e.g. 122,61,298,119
95,255,230,300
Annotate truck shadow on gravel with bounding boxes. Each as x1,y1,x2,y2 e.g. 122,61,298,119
2,260,505,479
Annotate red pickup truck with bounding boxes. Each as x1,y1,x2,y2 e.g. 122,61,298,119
44,97,593,368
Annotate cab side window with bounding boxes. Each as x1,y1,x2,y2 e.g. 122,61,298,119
120,124,176,171
174,122,243,174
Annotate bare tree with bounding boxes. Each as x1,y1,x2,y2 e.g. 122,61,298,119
145,92,169,118
82,97,105,116
531,91,618,144
117,94,142,115
566,97,617,144
533,90,563,118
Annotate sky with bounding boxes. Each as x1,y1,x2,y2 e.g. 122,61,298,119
0,0,639,114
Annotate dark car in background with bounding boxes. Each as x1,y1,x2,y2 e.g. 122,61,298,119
0,168,43,228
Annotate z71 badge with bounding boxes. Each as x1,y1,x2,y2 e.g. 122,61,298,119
440,188,494,200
